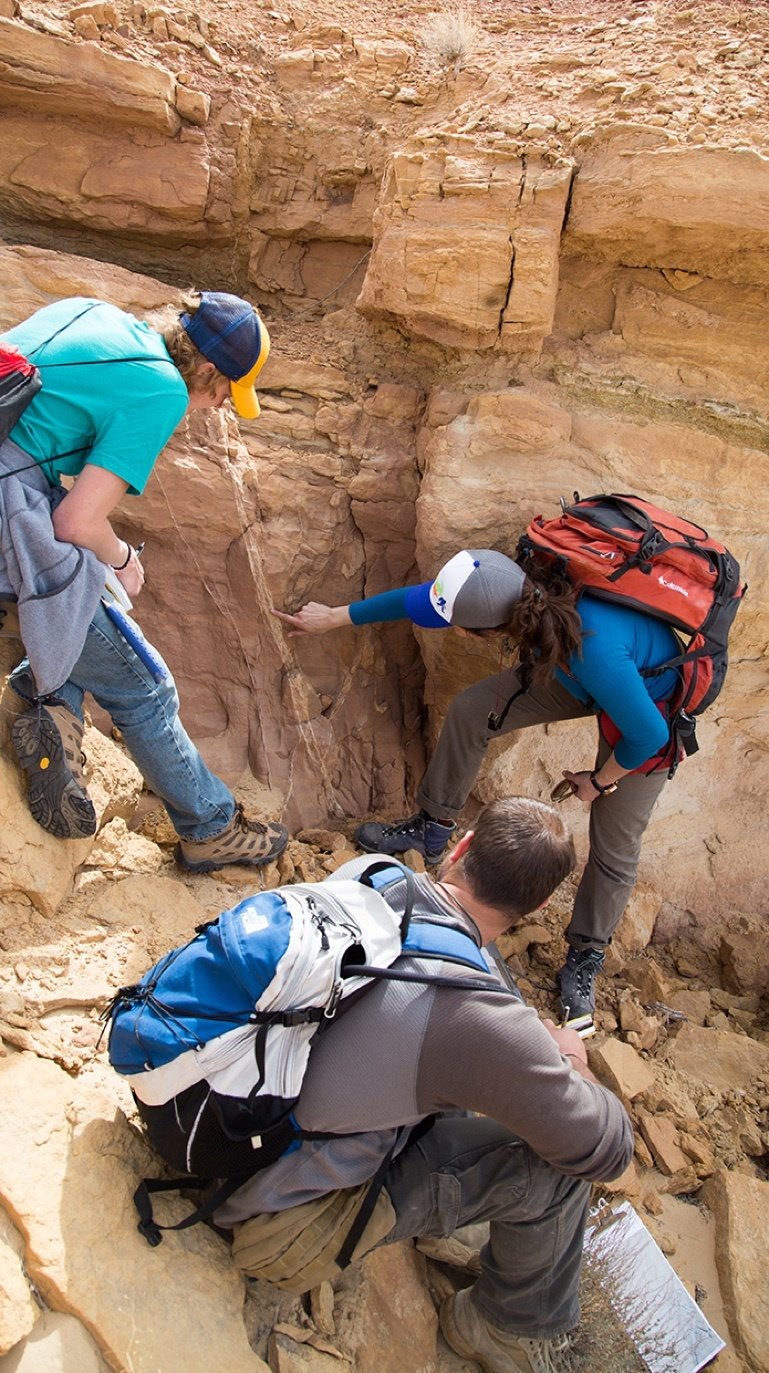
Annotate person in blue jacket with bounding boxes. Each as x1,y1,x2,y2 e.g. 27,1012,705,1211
273,548,683,1020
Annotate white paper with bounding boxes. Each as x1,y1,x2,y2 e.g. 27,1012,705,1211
583,1202,726,1373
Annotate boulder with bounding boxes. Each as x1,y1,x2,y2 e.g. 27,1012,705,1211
0,692,142,920
0,18,179,132
358,143,572,351
0,1209,37,1356
664,1024,769,1093
0,1055,269,1373
332,1242,439,1372
589,1038,655,1103
566,146,769,287
637,1112,690,1179
719,932,769,996
0,115,210,239
705,1170,769,1372
1,1311,108,1372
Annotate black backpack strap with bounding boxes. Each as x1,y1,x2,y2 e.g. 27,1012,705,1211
334,1136,400,1270
487,663,532,734
134,1175,244,1247
334,1117,434,1271
358,858,416,939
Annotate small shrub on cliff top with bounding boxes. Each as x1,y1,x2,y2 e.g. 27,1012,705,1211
422,6,480,72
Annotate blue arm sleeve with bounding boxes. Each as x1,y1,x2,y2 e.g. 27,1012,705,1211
349,582,448,629
349,587,412,624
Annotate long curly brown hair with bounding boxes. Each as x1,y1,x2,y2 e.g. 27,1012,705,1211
505,554,583,682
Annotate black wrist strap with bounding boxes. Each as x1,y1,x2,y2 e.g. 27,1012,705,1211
589,770,612,794
111,543,131,571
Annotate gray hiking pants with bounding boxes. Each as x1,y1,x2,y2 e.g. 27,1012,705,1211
383,1114,590,1337
415,665,668,947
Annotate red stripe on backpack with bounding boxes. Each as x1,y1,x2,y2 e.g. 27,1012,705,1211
0,344,35,380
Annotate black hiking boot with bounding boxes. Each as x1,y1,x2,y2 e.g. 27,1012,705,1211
354,812,455,865
557,946,605,1022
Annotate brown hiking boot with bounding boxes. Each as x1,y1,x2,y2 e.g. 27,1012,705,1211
440,1290,576,1373
175,803,288,873
12,701,97,839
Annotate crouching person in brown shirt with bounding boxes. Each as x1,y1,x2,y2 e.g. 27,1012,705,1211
218,797,634,1373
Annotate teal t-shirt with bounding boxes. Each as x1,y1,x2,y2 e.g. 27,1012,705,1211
2,297,189,494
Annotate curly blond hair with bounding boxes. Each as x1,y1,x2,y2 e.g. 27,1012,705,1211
157,294,229,399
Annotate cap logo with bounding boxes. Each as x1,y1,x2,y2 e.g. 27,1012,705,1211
429,550,477,623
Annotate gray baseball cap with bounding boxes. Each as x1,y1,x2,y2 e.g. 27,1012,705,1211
428,549,527,628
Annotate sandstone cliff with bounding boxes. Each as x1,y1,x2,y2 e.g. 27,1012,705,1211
0,1,768,1370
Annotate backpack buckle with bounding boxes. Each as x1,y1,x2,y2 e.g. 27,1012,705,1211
137,1218,163,1247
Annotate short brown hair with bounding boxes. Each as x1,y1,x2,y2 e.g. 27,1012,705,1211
456,797,575,922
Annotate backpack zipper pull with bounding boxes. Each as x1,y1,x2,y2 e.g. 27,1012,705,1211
307,896,331,950
324,980,344,1019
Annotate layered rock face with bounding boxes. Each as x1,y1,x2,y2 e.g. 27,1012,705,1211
1,2,769,1370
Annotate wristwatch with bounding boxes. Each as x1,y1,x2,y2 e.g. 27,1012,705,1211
590,770,618,796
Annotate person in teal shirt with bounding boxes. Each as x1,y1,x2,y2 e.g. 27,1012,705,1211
1,291,287,873
274,548,685,1022
5,297,188,495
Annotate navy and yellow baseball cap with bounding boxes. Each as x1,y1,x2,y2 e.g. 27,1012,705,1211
180,291,270,418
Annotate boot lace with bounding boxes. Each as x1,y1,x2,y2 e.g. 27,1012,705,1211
575,949,604,997
234,803,267,836
381,813,423,839
519,1331,575,1373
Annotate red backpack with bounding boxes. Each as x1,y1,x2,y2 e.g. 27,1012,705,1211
516,493,746,766
0,343,41,446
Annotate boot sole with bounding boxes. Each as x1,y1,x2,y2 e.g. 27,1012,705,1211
174,836,288,874
12,711,96,840
355,834,446,866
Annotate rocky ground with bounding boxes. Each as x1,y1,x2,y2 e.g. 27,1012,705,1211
1,710,767,1370
19,0,769,155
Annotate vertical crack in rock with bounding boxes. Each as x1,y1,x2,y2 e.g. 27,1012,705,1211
560,162,578,237
500,235,516,334
229,467,345,820
498,155,528,336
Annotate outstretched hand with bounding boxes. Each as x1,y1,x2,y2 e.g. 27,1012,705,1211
271,603,352,636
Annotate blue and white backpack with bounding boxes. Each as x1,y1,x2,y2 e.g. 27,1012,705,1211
103,861,513,1244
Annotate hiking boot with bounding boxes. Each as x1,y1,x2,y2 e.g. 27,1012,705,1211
354,812,455,865
557,945,605,1022
12,701,97,840
440,1290,575,1373
176,803,288,873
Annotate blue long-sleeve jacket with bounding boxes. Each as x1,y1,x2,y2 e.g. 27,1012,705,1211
349,585,679,769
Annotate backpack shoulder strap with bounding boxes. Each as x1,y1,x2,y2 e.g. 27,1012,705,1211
355,859,507,980
356,857,415,937
402,919,490,974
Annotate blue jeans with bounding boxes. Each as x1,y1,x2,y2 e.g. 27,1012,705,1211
10,601,236,841
383,1115,590,1338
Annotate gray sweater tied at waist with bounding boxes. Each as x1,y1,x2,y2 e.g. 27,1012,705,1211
0,438,105,697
